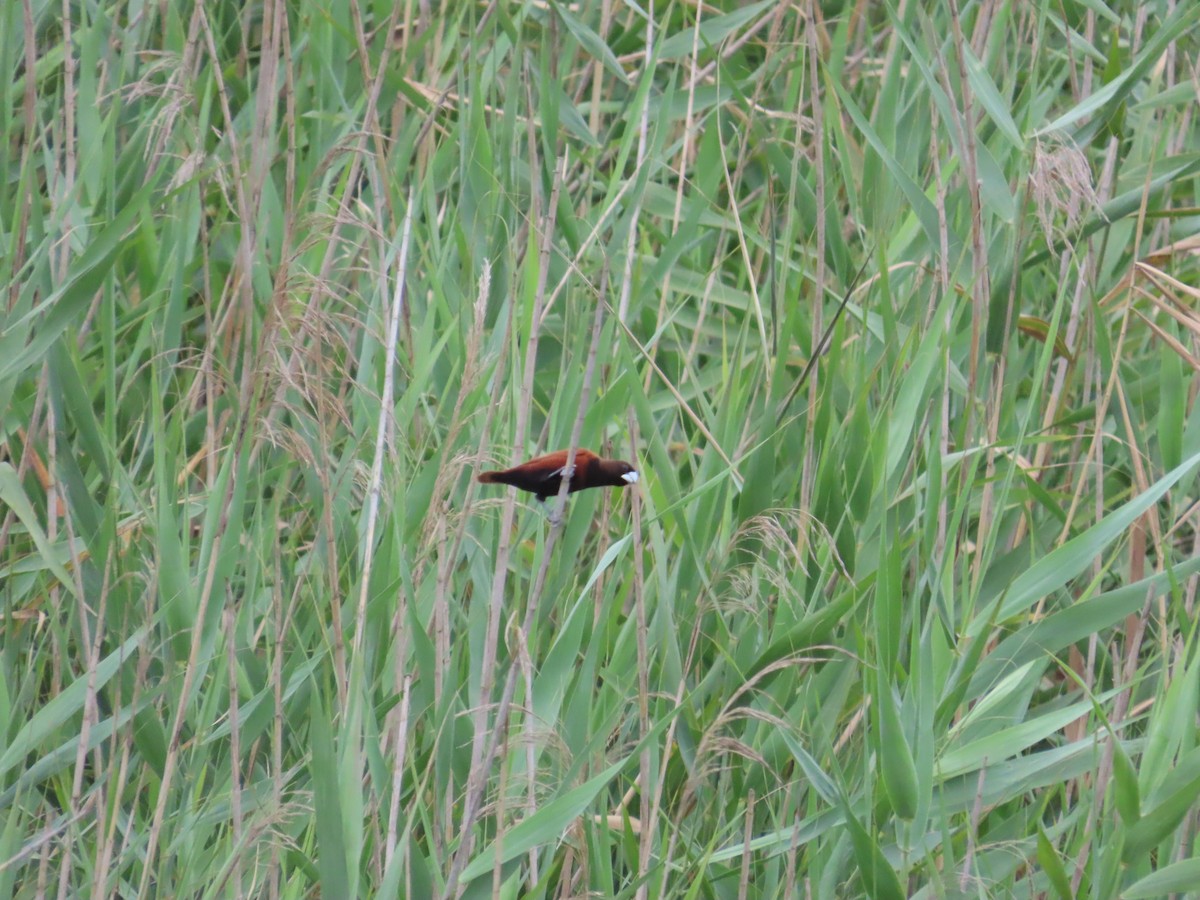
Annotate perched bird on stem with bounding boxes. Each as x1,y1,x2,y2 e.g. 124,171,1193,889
477,449,638,502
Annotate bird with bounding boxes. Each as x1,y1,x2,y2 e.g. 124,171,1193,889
476,449,639,502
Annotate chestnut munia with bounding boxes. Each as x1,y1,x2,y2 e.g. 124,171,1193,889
477,449,638,502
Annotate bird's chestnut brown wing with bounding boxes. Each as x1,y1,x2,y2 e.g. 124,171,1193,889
537,462,575,490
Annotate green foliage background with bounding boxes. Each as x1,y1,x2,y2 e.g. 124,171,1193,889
3,1,1200,897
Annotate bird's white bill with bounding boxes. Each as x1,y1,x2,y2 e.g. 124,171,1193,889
622,471,639,484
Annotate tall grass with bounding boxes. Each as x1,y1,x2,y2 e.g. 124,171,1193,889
3,1,1200,897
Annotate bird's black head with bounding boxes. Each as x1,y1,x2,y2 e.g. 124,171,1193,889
595,458,639,488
